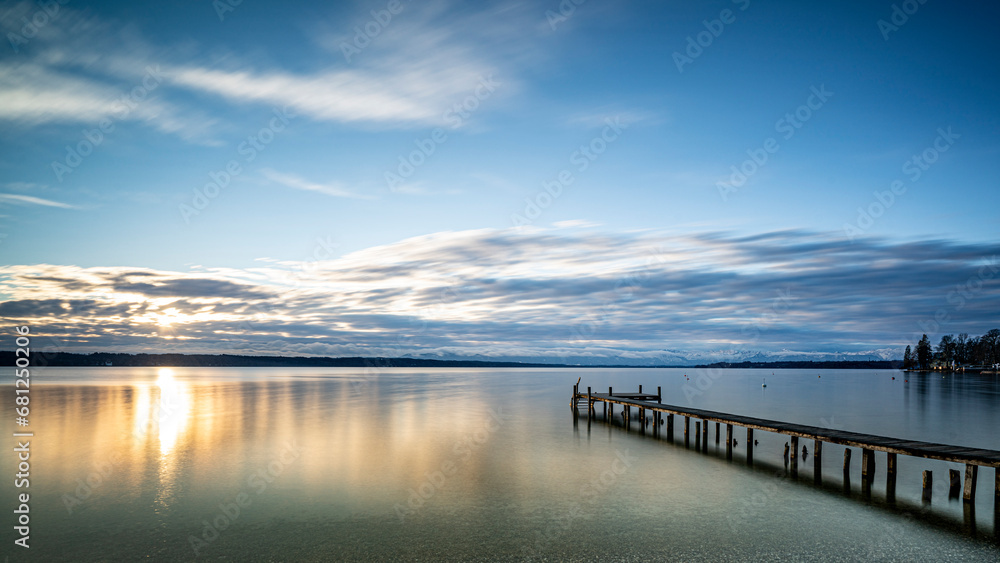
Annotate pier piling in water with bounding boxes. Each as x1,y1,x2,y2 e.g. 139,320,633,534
923,470,934,502
814,440,823,483
862,449,875,483
950,469,962,497
887,452,897,501
964,464,978,502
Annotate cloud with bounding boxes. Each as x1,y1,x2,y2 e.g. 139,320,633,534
0,62,120,125
2,182,46,191
167,61,492,128
0,53,216,144
0,193,79,208
0,0,544,155
1,229,997,362
260,169,374,200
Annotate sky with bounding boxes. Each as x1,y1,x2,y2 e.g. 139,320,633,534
0,0,997,364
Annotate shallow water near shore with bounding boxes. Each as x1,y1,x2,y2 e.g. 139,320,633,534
3,367,999,561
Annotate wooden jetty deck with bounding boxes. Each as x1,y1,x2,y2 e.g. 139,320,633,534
572,384,1000,507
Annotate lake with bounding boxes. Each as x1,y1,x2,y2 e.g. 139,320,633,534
3,367,999,561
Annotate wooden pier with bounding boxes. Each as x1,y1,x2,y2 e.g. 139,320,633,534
572,383,1000,507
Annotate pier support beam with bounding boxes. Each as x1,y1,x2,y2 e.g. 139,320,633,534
887,453,897,502
702,420,708,452
726,424,733,460
814,440,822,483
746,428,754,465
995,467,1000,505
695,421,701,449
923,470,933,503
715,422,720,444
950,469,962,498
964,464,978,503
667,414,674,441
842,449,851,493
790,436,799,476
862,449,875,482
684,417,690,447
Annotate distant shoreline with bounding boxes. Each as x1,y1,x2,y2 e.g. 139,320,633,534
0,351,902,370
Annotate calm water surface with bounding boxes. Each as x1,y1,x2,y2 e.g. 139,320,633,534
2,367,999,561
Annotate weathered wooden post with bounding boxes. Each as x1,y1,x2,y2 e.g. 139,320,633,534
843,448,852,474
923,470,933,502
702,419,708,451
667,413,674,440
715,422,720,444
950,469,962,498
995,467,1000,505
887,453,897,501
964,464,978,503
587,387,593,420
790,436,799,475
747,428,754,464
695,421,701,449
862,449,875,483
657,386,661,403
814,440,823,482
684,417,690,447
726,424,733,460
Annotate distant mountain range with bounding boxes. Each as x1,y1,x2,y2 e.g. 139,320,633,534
398,347,902,367
0,350,900,369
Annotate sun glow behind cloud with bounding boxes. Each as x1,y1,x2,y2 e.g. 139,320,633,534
1,228,997,363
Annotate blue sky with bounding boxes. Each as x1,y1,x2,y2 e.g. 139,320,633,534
1,0,997,363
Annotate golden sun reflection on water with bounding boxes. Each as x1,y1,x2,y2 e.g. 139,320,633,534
129,368,193,507
153,368,191,455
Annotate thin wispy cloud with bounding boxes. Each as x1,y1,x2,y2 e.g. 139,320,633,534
0,193,78,208
167,55,496,128
0,0,509,138
260,168,374,200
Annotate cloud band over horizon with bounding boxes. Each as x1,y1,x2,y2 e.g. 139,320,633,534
2,228,997,364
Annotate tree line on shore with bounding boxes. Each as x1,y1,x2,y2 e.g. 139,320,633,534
902,329,1000,370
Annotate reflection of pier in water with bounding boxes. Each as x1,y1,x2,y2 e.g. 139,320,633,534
572,382,1000,540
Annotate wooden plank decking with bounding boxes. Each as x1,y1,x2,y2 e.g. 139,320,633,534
583,392,1000,467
